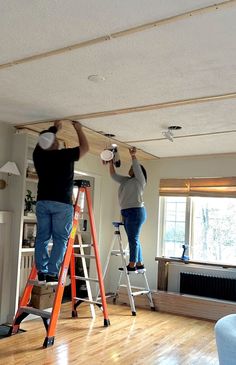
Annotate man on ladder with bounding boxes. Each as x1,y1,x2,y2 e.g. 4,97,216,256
9,119,110,347
33,119,89,284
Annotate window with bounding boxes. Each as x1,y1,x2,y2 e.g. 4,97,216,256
160,195,236,264
161,197,187,258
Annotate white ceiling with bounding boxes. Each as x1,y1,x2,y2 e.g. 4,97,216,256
0,0,236,158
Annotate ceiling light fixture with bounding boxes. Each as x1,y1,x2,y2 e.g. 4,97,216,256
103,133,115,138
162,125,182,142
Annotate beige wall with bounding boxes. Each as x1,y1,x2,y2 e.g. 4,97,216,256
141,154,236,290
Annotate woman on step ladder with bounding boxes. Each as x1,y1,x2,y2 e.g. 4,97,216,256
108,147,147,273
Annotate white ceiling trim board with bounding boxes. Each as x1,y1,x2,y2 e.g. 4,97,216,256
15,91,236,126
126,129,236,144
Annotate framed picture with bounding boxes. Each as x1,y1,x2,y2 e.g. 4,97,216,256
23,223,37,248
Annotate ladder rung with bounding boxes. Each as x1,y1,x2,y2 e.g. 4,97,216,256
28,279,58,287
73,297,102,306
74,254,96,259
132,290,150,297
111,250,128,256
20,306,51,318
74,275,99,283
73,244,93,248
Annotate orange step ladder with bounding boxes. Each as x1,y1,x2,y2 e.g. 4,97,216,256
9,179,110,348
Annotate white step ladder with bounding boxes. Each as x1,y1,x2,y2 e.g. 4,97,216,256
101,222,155,316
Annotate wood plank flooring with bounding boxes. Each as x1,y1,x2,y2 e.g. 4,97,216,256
0,303,219,365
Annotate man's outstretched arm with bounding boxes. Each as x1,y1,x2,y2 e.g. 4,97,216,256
72,121,89,158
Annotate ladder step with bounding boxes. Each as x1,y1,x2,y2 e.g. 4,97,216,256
20,306,51,318
74,254,96,259
73,297,102,306
28,279,58,287
73,244,93,248
74,275,99,283
111,250,129,256
132,290,150,297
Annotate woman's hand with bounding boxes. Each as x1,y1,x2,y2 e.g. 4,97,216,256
109,160,115,174
129,147,137,158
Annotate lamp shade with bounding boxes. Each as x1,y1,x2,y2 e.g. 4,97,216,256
0,161,20,175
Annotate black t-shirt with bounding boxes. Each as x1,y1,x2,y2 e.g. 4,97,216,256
33,146,80,205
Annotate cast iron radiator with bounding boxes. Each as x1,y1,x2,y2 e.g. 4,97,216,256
180,272,236,301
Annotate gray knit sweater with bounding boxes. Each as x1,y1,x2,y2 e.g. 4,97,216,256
111,159,146,210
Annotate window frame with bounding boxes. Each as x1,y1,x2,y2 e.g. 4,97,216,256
159,194,236,263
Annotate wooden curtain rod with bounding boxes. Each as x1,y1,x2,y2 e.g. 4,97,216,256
0,0,235,70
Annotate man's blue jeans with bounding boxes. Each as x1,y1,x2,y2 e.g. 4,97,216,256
121,207,147,263
35,200,73,276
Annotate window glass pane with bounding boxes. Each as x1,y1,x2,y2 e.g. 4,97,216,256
191,197,236,264
163,197,186,258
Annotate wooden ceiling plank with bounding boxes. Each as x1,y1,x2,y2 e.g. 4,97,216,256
16,123,157,162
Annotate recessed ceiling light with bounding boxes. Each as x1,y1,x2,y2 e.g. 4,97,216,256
168,125,182,131
88,74,106,82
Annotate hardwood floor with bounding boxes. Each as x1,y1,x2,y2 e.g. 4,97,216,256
0,303,219,365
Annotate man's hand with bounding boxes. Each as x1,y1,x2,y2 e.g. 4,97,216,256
72,120,82,130
53,120,63,131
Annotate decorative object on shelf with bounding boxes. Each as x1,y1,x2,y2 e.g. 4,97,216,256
24,189,36,215
26,165,38,179
181,244,189,261
0,161,20,189
23,222,37,248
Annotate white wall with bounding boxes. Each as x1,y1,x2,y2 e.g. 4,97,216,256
0,121,14,210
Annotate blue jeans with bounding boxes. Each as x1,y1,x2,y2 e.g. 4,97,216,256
35,200,73,275
121,207,147,263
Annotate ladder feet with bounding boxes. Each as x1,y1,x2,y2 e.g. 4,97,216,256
132,311,136,316
8,325,18,336
43,336,55,348
104,318,111,327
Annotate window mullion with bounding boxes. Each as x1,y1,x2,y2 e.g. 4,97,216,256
185,197,191,257
158,197,165,256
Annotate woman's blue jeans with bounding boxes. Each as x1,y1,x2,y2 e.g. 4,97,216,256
121,207,147,263
35,200,73,276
